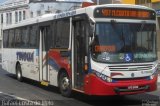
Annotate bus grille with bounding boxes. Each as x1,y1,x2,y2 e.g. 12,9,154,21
113,77,148,81
109,64,154,71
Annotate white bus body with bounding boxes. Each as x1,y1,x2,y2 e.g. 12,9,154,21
2,4,158,96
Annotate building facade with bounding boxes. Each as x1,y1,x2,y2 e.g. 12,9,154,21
0,0,124,49
0,0,85,49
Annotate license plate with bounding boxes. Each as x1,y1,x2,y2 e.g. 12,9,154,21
128,85,139,90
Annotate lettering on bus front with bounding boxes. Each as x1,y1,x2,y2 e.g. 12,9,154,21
101,9,150,18
16,52,34,62
94,8,156,20
95,45,116,52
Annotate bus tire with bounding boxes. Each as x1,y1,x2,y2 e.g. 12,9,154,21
59,72,71,97
16,64,23,82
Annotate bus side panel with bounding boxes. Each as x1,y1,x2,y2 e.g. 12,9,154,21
50,71,58,86
2,48,9,72
18,49,39,81
48,49,71,87
8,49,39,81
2,48,16,74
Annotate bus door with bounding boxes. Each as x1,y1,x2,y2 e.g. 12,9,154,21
39,26,50,85
72,17,88,90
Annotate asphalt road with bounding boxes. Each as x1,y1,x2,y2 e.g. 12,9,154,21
0,65,159,106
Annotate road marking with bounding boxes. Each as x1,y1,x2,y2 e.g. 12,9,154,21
0,91,44,105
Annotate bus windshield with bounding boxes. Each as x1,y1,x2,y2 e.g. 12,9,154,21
91,22,157,63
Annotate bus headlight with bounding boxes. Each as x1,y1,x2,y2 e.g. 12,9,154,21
94,71,112,82
150,68,158,80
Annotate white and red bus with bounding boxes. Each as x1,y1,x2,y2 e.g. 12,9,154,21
2,4,159,97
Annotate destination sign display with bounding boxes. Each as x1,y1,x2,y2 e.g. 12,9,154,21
94,8,156,20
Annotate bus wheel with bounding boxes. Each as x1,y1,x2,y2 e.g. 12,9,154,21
59,72,71,97
16,64,23,82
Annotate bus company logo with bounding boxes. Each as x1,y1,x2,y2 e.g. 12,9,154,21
16,52,34,62
131,73,135,77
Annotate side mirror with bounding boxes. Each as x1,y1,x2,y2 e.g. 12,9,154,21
89,35,95,47
89,17,95,37
88,18,95,47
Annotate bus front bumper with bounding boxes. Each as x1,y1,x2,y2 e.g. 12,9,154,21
84,74,158,96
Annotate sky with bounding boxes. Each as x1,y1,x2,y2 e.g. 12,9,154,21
0,0,6,3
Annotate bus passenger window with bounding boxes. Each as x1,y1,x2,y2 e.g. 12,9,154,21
22,27,29,48
3,30,9,48
55,19,70,48
8,30,15,48
15,29,22,48
29,25,38,48
51,21,56,48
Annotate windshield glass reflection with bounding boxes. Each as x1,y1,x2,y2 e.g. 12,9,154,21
91,23,157,63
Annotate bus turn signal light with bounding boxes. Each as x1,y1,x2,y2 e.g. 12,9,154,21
84,64,88,71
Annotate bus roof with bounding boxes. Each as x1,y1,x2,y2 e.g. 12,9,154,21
3,4,155,30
